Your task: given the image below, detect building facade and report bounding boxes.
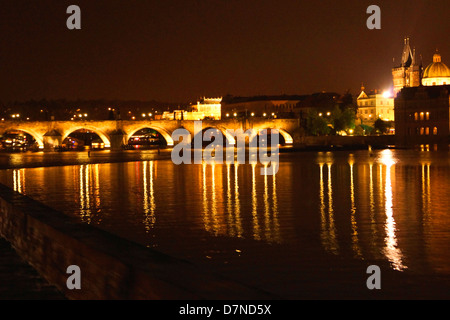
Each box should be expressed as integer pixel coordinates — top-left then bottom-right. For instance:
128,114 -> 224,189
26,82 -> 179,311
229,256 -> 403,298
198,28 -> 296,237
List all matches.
395,85 -> 450,148
356,86 -> 395,126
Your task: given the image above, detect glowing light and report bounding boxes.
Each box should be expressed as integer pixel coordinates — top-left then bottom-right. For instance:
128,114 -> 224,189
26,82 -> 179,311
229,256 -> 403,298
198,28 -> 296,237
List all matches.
382,90 -> 393,99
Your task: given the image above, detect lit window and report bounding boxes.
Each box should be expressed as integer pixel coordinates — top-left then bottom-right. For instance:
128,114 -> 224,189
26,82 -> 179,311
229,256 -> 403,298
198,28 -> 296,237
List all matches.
433,127 -> 438,135
426,112 -> 430,120
420,127 -> 425,135
425,127 -> 430,135
414,112 -> 418,121
420,112 -> 424,121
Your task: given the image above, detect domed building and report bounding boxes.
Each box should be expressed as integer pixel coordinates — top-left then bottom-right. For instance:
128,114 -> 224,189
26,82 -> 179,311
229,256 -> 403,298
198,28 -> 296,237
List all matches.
422,52 -> 450,86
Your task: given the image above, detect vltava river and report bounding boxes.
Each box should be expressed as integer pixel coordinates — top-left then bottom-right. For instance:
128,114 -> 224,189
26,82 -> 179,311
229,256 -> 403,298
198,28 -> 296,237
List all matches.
1,149 -> 449,299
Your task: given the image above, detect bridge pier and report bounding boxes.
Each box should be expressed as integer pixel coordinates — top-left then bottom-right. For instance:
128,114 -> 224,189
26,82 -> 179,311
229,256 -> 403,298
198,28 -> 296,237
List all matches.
43,131 -> 62,151
109,130 -> 127,151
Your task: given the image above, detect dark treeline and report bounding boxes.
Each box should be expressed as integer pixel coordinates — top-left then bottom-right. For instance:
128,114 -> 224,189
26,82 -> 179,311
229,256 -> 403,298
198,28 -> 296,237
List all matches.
0,99 -> 186,121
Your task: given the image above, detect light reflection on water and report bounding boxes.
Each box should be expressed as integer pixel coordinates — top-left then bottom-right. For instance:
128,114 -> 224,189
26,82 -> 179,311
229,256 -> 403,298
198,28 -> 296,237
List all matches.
1,149 -> 450,296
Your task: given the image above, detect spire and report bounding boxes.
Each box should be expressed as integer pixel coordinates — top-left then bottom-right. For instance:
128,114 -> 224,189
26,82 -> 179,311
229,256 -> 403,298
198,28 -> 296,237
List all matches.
401,36 -> 413,67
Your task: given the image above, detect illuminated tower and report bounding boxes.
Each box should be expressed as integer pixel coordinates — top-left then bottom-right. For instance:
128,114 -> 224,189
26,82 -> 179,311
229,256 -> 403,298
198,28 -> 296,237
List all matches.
392,37 -> 422,96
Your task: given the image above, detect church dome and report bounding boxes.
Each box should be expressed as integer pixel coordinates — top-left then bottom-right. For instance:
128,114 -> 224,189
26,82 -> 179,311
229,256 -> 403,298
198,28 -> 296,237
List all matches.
422,52 -> 450,86
423,53 -> 450,78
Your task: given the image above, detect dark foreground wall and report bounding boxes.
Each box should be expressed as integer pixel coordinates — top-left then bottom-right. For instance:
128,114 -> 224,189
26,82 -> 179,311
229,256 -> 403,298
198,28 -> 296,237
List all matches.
0,184 -> 274,300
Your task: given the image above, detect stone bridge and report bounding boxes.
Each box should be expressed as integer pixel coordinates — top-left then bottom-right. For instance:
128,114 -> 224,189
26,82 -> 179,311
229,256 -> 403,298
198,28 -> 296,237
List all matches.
0,118 -> 301,150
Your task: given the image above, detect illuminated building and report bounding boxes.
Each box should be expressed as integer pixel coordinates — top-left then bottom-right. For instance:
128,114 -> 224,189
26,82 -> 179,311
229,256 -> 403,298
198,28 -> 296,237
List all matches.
162,97 -> 222,120
394,85 -> 450,147
356,85 -> 395,125
194,97 -> 222,120
421,51 -> 450,86
392,37 -> 422,97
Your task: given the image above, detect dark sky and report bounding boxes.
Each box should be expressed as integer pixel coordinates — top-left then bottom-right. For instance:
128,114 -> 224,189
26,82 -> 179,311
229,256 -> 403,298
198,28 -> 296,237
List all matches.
1,0 -> 449,103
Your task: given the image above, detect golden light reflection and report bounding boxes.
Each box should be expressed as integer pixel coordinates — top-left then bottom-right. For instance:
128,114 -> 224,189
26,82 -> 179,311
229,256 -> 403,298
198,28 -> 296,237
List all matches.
143,161 -> 156,232
231,163 -> 243,238
211,163 -> 219,235
202,162 -> 220,236
262,165 -> 281,243
12,169 -> 25,193
93,164 -> 101,220
78,164 -> 101,224
379,150 -> 407,271
79,165 -> 91,223
369,163 -> 379,254
349,157 -> 362,258
421,162 -> 431,222
319,162 -> 339,255
252,163 -> 261,241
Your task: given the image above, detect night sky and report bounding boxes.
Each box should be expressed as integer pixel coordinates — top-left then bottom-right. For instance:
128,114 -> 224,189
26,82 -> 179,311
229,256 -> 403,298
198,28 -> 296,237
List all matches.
1,0 -> 449,104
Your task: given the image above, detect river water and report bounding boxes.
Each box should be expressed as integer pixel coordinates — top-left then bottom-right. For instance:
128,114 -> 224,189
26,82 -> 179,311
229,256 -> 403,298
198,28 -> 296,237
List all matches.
0,149 -> 449,299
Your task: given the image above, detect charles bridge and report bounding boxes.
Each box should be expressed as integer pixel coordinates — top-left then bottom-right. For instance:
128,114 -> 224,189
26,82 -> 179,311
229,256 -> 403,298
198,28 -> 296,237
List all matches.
0,118 -> 300,150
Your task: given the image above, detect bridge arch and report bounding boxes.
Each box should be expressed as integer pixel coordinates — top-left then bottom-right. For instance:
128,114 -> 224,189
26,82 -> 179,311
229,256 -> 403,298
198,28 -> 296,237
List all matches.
62,126 -> 111,148
215,126 -> 237,145
127,126 -> 174,146
250,128 -> 293,145
192,126 -> 237,147
277,128 -> 293,144
2,128 -> 44,149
